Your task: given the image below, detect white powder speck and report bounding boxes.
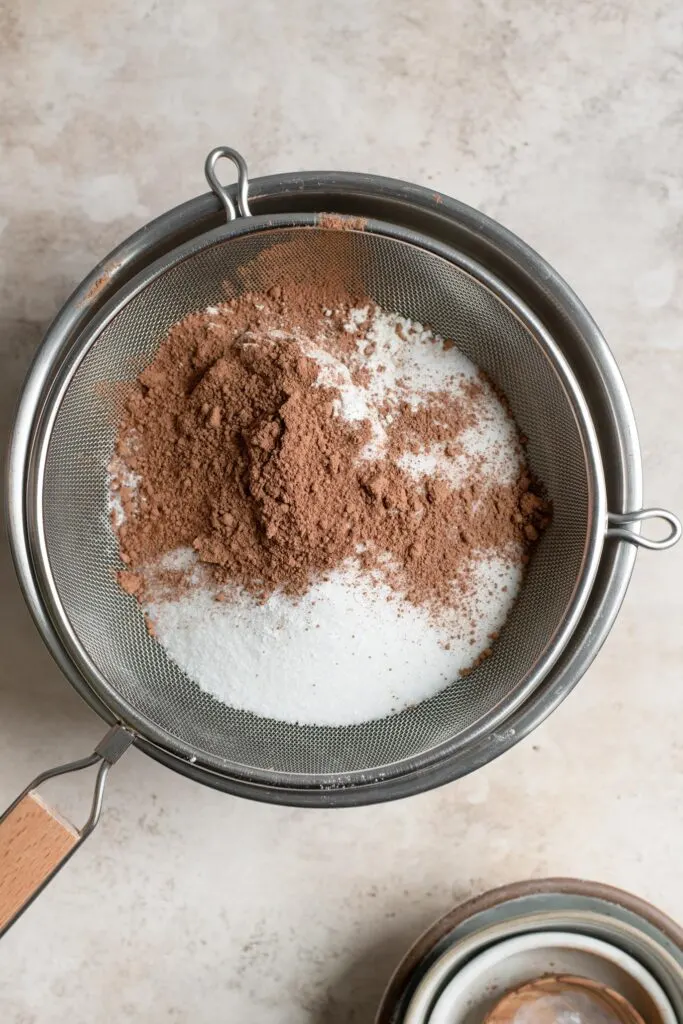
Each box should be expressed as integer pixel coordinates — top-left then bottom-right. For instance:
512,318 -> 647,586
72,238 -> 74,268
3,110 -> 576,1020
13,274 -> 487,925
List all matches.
107,457 -> 140,528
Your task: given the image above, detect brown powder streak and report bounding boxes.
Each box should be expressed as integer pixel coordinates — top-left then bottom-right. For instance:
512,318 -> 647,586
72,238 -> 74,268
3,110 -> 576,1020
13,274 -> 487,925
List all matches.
317,213 -> 368,232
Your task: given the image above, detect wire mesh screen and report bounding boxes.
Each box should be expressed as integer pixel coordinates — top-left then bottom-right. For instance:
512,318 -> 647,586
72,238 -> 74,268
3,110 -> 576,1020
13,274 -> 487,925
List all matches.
41,227 -> 595,780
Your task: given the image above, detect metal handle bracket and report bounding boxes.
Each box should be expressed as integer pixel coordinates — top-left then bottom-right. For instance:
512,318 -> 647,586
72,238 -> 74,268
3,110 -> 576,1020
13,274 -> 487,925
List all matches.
607,508 -> 681,551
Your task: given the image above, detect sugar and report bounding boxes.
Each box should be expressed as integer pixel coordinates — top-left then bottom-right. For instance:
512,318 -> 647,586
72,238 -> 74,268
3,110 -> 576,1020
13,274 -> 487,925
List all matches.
304,307 -> 518,475
145,556 -> 521,726
398,419 -> 519,490
362,310 -> 471,404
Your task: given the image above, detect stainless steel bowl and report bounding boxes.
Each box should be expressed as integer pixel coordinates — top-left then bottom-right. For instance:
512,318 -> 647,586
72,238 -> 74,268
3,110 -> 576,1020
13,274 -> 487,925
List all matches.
7,166 -> 676,803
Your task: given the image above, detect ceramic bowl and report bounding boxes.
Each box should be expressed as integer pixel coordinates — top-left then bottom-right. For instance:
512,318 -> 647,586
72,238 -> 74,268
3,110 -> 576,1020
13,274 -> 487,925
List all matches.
417,931 -> 677,1024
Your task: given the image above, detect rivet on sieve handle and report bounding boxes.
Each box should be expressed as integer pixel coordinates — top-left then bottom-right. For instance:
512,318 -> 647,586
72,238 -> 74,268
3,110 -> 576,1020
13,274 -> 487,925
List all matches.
606,508 -> 682,551
204,146 -> 252,222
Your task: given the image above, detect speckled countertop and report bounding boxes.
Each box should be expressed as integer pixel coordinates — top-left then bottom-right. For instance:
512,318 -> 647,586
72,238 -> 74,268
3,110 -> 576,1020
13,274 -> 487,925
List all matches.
1,2 -> 682,1022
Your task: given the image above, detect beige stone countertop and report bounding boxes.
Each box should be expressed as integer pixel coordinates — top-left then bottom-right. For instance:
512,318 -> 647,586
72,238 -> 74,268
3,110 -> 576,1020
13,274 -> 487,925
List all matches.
1,2 -> 682,1021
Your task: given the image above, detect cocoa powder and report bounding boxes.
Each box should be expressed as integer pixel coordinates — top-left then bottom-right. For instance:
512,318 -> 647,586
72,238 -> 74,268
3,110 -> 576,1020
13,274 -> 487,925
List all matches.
317,213 -> 368,232
112,284 -> 550,621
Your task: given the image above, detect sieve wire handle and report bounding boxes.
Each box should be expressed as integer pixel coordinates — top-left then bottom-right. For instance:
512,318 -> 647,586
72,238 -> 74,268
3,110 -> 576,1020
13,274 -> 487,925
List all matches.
0,725 -> 133,937
606,508 -> 681,551
204,146 -> 252,222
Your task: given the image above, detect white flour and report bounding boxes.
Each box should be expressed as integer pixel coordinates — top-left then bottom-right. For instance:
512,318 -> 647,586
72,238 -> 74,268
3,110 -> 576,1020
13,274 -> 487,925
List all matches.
119,307 -> 527,726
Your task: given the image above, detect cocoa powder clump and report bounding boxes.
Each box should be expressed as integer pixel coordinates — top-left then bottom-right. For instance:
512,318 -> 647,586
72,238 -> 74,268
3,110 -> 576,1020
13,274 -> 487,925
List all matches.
112,284 -> 550,622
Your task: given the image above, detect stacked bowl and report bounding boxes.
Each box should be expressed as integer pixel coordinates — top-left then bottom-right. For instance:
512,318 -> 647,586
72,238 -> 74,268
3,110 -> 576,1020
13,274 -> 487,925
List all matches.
376,880 -> 683,1024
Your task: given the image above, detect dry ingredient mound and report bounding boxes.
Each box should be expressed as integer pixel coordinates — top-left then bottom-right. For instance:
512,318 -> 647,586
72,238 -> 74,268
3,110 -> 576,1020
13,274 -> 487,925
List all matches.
111,284 -> 550,633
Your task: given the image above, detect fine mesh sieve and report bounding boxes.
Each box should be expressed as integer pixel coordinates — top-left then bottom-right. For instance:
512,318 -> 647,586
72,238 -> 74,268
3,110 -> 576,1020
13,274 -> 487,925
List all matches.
31,158 -> 607,787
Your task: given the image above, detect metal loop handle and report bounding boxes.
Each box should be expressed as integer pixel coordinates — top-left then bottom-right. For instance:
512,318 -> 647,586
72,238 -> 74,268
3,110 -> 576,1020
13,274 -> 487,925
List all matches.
204,146 -> 252,222
607,508 -> 682,551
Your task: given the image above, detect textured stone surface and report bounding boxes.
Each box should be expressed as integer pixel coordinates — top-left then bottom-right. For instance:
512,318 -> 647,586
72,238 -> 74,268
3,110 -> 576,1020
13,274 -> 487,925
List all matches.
1,1 -> 682,1021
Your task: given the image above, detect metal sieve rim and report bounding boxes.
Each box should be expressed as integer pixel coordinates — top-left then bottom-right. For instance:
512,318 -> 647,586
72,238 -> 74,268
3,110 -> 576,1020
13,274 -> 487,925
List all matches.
20,212 -> 605,793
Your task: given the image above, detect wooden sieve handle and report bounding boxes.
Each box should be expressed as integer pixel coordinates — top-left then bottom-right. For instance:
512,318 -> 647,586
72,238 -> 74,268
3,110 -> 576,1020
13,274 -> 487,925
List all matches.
0,792 -> 79,932
0,726 -> 133,937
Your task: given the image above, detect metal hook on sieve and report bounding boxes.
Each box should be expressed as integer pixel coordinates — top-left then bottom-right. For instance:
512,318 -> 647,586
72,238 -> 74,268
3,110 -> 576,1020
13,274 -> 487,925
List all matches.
0,725 -> 133,936
204,146 -> 252,222
606,508 -> 682,551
